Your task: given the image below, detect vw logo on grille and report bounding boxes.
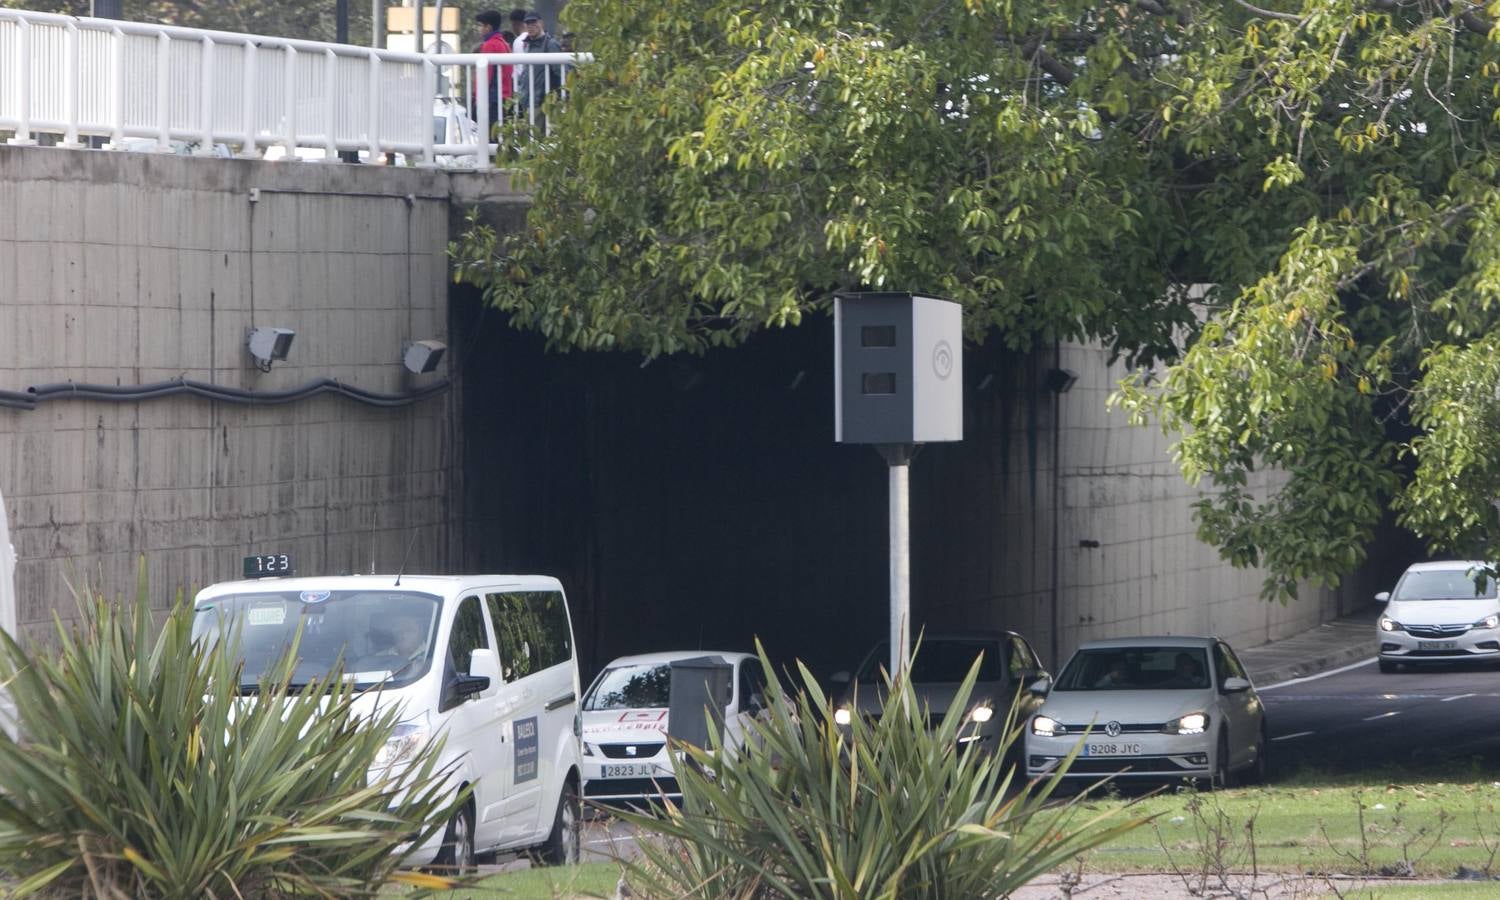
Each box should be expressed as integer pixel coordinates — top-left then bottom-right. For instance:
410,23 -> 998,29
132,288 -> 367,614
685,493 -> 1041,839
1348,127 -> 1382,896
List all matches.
1105,721 -> 1122,737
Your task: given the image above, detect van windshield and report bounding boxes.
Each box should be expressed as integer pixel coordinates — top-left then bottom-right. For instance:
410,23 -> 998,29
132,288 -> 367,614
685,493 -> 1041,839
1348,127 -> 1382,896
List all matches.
192,589 -> 442,692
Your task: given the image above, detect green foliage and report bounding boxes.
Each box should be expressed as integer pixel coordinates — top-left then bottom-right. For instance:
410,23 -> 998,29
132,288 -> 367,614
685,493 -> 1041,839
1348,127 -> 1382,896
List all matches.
615,644 -> 1146,899
454,0 -> 1201,362
0,559 -> 458,899
1114,1 -> 1500,597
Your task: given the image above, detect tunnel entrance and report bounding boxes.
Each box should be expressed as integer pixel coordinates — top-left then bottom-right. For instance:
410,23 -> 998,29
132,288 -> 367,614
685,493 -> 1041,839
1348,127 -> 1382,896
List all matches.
452,288 -> 1049,684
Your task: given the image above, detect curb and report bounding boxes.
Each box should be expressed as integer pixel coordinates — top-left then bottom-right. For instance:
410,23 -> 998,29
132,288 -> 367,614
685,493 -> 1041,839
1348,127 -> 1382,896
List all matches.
1248,642 -> 1373,688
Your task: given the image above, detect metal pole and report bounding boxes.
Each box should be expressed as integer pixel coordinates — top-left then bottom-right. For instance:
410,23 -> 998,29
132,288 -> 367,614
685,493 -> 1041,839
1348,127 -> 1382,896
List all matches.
413,0 -> 425,61
371,0 -> 383,48
889,459 -> 910,680
92,0 -> 123,18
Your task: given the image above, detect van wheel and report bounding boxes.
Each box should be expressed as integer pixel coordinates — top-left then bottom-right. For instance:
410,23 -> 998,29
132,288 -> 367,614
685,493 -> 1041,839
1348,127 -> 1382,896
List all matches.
537,779 -> 581,867
433,800 -> 476,874
1378,660 -> 1398,674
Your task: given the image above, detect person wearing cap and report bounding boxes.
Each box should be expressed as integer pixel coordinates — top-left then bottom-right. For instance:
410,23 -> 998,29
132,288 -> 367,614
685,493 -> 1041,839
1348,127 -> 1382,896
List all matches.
518,11 -> 564,125
471,10 -> 514,126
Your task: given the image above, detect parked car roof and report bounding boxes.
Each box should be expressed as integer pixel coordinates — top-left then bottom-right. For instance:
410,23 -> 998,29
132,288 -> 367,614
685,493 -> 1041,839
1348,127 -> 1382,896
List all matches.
1075,635 -> 1221,650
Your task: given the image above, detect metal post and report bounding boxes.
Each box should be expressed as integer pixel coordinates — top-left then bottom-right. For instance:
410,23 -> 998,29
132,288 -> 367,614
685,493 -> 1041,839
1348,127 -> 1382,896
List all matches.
92,0 -> 123,18
336,0 -> 349,43
889,458 -> 910,679
371,0 -> 383,48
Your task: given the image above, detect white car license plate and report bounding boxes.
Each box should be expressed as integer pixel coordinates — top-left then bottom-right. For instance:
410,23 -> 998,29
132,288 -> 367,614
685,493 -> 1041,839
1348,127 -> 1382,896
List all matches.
603,764 -> 646,778
1082,742 -> 1142,757
1419,640 -> 1458,650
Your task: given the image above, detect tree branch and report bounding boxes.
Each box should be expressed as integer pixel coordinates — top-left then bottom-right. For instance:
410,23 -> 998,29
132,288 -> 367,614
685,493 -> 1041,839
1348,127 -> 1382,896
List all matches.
1135,0 -> 1169,14
1232,0 -> 1304,23
1022,38 -> 1076,87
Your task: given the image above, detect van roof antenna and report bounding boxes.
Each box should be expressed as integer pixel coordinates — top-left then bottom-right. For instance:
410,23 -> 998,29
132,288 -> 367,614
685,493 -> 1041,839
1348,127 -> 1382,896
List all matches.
394,530 -> 420,586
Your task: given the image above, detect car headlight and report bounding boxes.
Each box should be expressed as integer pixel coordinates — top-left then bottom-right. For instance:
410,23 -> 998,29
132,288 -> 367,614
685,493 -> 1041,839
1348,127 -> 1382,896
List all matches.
374,722 -> 428,768
1031,715 -> 1066,737
967,704 -> 994,724
1161,712 -> 1208,735
1476,614 -> 1500,630
583,741 -> 598,757
833,707 -> 852,726
1379,616 -> 1403,632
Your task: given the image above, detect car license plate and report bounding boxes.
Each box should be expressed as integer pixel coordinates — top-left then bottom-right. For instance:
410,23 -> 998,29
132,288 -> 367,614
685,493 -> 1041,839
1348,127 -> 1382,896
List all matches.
1082,742 -> 1142,757
603,764 -> 645,778
1419,640 -> 1458,650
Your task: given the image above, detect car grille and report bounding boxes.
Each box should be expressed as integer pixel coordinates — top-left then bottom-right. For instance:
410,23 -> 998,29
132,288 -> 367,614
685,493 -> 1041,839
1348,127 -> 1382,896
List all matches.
1061,723 -> 1163,735
600,742 -> 664,759
1406,623 -> 1470,638
583,777 -> 680,798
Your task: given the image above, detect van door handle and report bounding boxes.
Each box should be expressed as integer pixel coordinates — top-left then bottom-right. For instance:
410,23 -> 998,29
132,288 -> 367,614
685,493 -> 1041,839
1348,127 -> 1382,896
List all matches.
545,692 -> 575,712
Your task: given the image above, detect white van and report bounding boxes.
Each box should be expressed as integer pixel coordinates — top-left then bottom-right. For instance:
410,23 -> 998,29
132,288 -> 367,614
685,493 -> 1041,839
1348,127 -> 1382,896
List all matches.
191,571 -> 583,869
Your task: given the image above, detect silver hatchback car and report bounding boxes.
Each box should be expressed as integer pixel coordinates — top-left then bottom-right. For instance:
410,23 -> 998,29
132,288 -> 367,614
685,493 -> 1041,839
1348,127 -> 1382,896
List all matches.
1376,561 -> 1500,673
1025,637 -> 1267,787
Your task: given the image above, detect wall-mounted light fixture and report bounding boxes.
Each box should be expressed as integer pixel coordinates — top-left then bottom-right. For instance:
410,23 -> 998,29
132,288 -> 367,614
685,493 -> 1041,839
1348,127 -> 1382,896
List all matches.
1044,367 -> 1079,394
402,340 -> 447,375
247,327 -> 295,372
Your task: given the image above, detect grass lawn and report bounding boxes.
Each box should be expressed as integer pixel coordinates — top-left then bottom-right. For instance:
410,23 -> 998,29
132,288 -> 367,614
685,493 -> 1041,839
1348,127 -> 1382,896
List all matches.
421,863 -> 624,899
1322,885 -> 1500,898
1061,770 -> 1500,878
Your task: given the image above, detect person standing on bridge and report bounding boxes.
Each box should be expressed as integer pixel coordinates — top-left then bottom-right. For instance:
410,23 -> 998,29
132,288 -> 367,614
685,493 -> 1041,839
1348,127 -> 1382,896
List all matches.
471,10 -> 515,127
518,12 -> 564,129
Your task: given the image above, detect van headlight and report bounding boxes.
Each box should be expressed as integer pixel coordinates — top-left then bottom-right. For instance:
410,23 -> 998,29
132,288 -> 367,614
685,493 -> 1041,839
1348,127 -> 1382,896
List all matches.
833,707 -> 852,726
1476,614 -> 1499,630
1379,616 -> 1403,632
1162,712 -> 1208,735
967,704 -> 994,724
1031,715 -> 1066,737
374,722 -> 428,768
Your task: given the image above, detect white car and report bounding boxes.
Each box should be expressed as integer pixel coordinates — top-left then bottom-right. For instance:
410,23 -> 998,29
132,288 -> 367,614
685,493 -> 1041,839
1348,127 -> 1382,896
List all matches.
1025,637 -> 1267,787
1376,560 -> 1500,672
192,570 -> 583,870
580,651 -> 764,808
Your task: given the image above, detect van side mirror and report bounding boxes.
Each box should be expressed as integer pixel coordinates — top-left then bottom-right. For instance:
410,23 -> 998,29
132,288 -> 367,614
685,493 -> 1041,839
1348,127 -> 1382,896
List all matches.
1222,677 -> 1251,693
830,671 -> 851,686
454,674 -> 490,698
1375,591 -> 1391,603
469,648 -> 501,683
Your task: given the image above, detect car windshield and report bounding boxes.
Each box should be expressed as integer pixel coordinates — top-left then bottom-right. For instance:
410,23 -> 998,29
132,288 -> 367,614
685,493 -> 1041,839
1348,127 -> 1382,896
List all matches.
856,640 -> 1004,684
1393,568 -> 1497,601
1055,647 -> 1211,691
192,589 -> 441,692
585,663 -> 672,710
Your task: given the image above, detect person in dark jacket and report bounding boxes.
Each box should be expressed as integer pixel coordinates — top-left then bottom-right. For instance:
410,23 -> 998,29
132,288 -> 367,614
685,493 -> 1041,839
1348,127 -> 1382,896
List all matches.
471,10 -> 514,124
518,11 -> 565,125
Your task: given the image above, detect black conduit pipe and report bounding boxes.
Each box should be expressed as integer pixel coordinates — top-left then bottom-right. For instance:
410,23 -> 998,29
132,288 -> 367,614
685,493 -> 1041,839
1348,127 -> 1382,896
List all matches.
0,377 -> 451,412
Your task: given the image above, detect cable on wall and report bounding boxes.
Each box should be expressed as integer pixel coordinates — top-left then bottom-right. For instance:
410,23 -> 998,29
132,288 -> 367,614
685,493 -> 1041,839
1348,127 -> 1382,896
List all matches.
0,377 -> 450,412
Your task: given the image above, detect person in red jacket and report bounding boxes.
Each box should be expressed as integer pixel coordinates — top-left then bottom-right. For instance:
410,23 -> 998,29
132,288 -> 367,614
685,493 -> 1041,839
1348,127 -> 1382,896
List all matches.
472,10 -> 514,125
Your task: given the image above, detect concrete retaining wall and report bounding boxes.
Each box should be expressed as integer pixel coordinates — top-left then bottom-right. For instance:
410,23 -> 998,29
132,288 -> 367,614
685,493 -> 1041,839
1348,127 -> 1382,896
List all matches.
0,146 -> 476,641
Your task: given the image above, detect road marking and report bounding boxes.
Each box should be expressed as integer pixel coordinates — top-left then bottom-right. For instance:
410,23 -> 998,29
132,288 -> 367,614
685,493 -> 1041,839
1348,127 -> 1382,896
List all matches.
1441,693 -> 1477,703
1258,657 -> 1375,691
1271,730 -> 1316,742
1362,711 -> 1400,721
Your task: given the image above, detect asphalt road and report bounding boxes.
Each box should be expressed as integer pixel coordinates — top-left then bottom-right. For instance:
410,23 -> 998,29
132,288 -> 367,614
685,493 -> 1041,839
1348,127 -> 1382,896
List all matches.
1262,658 -> 1500,777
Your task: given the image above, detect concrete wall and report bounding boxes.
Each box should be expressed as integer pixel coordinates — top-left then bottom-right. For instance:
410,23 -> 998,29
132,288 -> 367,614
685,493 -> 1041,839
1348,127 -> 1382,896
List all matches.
0,146 -> 482,642
915,341 -> 1349,670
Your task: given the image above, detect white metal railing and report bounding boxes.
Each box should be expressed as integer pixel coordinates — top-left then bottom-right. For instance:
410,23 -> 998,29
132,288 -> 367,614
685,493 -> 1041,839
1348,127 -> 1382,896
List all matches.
0,8 -> 587,167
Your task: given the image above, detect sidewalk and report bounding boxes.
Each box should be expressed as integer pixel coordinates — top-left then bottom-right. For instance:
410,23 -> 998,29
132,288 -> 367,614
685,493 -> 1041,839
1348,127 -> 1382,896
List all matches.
1237,604 -> 1382,687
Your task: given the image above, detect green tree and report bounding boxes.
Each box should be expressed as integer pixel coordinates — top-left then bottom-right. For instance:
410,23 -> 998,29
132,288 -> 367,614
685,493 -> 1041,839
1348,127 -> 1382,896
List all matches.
458,0 -> 1500,598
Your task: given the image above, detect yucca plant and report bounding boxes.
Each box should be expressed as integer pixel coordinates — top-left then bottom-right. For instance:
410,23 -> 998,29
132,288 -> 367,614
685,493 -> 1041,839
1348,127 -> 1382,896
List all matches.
0,560 -> 460,899
617,643 -> 1148,899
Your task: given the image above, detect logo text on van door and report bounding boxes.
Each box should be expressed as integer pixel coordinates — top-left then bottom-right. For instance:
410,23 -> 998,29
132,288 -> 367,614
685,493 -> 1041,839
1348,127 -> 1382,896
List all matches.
514,716 -> 539,783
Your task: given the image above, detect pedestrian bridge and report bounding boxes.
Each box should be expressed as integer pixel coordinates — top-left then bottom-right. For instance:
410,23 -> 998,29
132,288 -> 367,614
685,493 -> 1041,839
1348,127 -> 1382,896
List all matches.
0,7 -> 586,168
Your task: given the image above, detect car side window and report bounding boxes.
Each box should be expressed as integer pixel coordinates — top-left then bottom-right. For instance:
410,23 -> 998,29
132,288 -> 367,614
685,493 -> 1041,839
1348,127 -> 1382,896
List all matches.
447,595 -> 489,677
1006,636 -> 1030,680
1216,643 -> 1248,681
